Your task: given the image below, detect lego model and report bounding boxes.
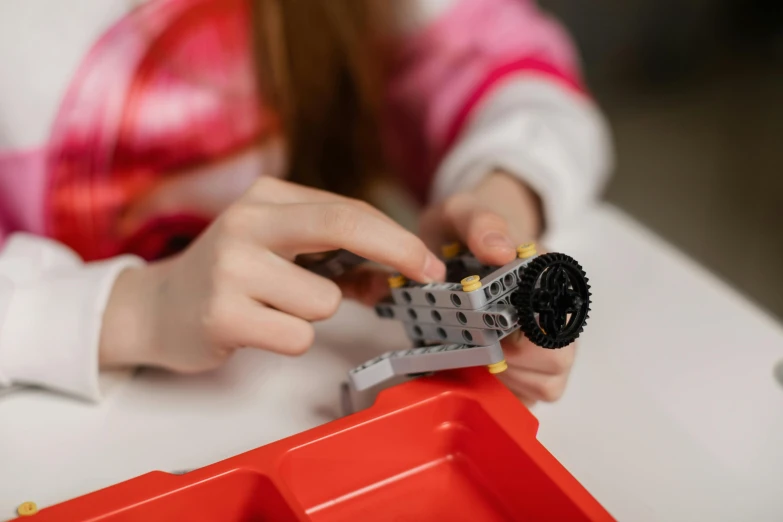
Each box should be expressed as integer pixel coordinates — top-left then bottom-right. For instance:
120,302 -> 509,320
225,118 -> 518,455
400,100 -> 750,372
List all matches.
348,242 -> 591,391
299,242 -> 591,393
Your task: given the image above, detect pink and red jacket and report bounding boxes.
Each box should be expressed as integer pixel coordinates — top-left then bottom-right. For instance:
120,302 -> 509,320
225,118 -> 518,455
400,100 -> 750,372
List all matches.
0,0 -> 612,400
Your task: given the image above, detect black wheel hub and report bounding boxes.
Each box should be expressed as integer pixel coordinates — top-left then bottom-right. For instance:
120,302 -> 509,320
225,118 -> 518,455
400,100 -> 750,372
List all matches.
511,253 -> 591,349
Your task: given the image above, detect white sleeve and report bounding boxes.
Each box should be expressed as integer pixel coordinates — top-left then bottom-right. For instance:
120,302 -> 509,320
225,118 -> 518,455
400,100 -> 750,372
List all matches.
430,76 -> 614,235
0,233 -> 143,401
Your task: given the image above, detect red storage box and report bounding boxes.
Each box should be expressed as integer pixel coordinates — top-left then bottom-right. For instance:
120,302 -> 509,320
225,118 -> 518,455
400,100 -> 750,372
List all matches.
15,368 -> 614,521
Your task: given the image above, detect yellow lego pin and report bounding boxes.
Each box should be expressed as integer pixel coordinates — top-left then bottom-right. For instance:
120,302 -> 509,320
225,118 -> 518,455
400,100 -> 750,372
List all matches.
460,275 -> 482,292
17,501 -> 38,516
516,243 -> 537,259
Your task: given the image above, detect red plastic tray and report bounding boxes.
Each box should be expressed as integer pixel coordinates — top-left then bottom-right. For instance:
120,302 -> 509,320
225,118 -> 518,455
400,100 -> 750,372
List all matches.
16,368 -> 614,521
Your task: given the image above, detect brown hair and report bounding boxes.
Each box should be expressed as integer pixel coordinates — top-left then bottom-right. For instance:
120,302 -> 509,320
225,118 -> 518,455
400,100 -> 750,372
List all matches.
250,0 -> 387,199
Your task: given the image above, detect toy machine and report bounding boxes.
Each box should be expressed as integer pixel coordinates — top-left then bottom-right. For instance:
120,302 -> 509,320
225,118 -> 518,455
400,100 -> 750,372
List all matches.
342,242 -> 591,400
12,243 -> 611,521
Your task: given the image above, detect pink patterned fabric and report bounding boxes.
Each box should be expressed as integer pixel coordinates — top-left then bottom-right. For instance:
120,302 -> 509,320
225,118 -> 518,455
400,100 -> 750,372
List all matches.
0,0 -> 586,257
383,0 -> 586,202
45,0 -> 270,261
0,147 -> 48,245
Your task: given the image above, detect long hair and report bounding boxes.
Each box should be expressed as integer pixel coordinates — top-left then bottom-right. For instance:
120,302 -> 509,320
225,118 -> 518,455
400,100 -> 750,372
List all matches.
250,0 -> 386,199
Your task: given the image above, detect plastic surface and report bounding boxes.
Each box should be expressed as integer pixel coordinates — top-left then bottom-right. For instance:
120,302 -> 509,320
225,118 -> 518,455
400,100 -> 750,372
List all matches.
14,368 -> 614,521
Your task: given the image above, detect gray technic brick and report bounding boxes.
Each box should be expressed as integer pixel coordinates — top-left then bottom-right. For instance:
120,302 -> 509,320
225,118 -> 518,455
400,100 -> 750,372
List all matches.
390,282 -> 489,310
388,254 -> 537,311
347,343 -> 505,391
375,299 -> 519,329
403,321 -> 502,346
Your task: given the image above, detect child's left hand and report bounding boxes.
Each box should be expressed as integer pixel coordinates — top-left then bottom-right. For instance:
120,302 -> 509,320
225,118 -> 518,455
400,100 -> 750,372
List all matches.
419,171 -> 575,406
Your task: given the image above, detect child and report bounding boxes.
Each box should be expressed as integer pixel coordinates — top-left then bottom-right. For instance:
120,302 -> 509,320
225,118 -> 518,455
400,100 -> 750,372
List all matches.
0,0 -> 611,405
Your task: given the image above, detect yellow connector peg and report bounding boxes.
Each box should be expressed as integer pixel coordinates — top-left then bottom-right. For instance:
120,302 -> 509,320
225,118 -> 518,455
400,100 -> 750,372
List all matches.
488,360 -> 508,374
388,274 -> 406,289
517,243 -> 537,259
17,501 -> 38,516
441,242 -> 461,259
460,275 -> 482,292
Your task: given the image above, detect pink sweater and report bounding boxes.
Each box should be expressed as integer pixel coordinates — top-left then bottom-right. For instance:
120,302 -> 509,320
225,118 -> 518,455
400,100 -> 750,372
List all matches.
0,0 -> 611,399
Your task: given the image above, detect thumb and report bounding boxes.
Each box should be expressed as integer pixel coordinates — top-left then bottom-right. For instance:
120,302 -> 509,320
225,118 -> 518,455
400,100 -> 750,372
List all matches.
444,195 -> 516,266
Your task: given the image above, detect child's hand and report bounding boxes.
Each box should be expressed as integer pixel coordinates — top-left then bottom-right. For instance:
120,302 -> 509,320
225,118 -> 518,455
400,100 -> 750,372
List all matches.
419,171 -> 574,406
100,178 -> 446,373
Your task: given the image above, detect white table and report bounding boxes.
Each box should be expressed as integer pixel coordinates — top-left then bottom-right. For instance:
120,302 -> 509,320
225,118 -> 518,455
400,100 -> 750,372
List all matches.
1,203 -> 782,522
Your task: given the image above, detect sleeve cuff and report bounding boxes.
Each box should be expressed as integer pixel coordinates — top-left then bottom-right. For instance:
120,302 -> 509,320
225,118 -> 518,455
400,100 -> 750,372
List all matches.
0,234 -> 144,402
431,75 -> 614,237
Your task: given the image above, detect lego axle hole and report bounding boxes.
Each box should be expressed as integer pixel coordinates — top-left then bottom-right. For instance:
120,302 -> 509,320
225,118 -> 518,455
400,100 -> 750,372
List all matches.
437,327 -> 447,339
425,292 -> 436,305
457,312 -> 468,325
483,314 -> 496,327
498,315 -> 509,328
408,309 -> 418,320
432,310 -> 442,322
413,325 -> 423,337
462,330 -> 473,342
375,305 -> 394,318
402,291 -> 412,303
451,294 -> 462,307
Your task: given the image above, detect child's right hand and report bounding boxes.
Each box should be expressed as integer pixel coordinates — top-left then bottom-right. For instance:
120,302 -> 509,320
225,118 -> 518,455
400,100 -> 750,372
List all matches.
99,177 -> 446,373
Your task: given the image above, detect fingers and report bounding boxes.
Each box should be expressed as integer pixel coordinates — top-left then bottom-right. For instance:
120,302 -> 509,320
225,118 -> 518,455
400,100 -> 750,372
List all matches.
501,331 -> 576,376
497,331 -> 576,404
249,249 -> 344,321
210,237 -> 343,322
203,295 -> 315,356
251,203 -> 446,283
245,177 -> 397,225
498,366 -> 570,403
428,194 -> 518,266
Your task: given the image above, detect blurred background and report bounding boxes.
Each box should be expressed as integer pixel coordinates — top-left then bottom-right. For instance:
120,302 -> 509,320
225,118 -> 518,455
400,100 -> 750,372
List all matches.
540,0 -> 783,319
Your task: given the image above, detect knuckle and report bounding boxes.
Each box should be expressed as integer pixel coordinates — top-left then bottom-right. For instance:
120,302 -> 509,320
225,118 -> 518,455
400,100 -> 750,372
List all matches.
249,175 -> 280,195
285,322 -> 315,355
442,192 -> 472,216
536,377 -> 566,402
472,210 -> 507,235
201,297 -> 234,345
220,204 -> 255,237
309,281 -> 342,320
211,244 -> 245,288
322,203 -> 360,237
352,199 -> 378,216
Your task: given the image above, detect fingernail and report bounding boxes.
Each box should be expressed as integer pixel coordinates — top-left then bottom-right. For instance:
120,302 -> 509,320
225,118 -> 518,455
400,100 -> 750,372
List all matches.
423,253 -> 446,282
483,232 -> 514,251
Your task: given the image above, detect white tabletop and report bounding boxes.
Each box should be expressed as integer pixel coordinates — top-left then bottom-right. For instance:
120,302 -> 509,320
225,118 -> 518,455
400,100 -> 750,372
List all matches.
1,203 -> 782,521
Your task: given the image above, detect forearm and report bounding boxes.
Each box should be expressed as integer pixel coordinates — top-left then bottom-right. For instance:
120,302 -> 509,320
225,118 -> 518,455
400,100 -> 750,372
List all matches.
384,0 -> 613,228
98,262 -> 159,369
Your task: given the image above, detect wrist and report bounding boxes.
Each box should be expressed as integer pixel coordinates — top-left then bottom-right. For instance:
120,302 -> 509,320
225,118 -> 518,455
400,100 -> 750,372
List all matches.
99,264 -> 160,369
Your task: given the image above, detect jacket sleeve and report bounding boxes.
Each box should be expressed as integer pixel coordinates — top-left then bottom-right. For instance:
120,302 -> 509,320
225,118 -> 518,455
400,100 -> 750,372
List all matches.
383,0 -> 613,233
0,233 -> 143,401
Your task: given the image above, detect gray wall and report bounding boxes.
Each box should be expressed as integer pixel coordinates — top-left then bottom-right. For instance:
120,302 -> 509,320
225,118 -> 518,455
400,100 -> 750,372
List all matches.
543,0 -> 783,319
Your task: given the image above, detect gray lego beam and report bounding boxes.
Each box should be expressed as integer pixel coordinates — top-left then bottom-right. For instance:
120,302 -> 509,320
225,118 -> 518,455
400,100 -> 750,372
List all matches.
375,300 -> 520,329
388,255 -> 537,311
402,321 -> 511,347
347,343 -> 505,391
